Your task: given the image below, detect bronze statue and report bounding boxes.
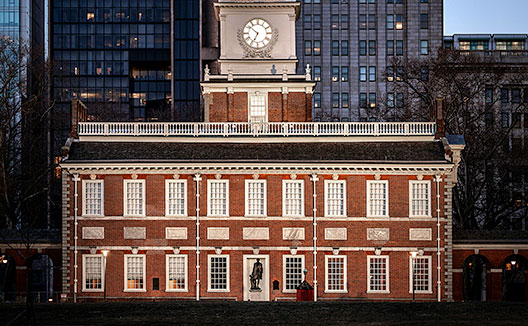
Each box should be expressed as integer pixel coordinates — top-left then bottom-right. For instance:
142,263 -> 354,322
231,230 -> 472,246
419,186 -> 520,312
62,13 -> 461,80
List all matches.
249,258 -> 263,291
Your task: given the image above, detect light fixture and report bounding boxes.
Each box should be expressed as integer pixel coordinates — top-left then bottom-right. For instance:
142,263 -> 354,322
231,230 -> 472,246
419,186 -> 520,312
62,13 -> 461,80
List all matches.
101,250 -> 109,257
511,260 -> 517,266
410,251 -> 418,258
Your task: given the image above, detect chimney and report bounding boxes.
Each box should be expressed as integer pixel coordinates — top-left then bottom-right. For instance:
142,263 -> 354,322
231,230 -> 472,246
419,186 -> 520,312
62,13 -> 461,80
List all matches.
434,98 -> 445,139
70,99 -> 87,138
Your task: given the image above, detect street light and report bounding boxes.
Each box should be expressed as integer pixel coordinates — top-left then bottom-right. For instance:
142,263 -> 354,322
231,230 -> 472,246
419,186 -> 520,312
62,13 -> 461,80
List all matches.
410,251 -> 418,302
101,250 -> 109,302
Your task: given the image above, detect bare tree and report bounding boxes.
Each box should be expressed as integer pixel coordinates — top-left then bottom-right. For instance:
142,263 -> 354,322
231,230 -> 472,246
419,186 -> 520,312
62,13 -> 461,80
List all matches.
387,48 -> 528,230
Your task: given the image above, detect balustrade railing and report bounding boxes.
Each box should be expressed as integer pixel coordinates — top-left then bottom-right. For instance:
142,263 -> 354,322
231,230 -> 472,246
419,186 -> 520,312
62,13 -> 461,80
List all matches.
78,121 -> 436,137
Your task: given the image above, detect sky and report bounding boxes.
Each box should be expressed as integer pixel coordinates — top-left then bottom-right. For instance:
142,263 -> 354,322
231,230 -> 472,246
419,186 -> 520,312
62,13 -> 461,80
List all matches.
444,0 -> 528,35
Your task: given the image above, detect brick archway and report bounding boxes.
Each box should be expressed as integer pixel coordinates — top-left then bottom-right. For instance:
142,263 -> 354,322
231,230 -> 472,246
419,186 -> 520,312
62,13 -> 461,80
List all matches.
463,254 -> 491,301
502,254 -> 527,302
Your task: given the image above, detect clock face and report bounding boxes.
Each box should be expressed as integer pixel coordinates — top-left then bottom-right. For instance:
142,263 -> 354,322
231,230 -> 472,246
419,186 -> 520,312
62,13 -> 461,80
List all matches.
243,19 -> 272,49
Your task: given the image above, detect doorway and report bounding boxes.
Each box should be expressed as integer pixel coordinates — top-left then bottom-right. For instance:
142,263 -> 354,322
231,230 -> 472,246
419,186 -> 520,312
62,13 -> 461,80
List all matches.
243,255 -> 269,301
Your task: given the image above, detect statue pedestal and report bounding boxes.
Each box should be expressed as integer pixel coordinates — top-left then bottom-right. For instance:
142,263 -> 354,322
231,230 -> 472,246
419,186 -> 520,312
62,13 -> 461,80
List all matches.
249,290 -> 263,301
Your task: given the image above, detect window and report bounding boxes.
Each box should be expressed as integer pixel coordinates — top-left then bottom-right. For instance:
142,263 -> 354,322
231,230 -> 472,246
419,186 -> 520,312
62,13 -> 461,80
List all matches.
305,41 -> 312,55
304,15 -> 312,29
331,15 -> 339,29
359,15 -> 366,29
208,255 -> 229,292
485,88 -> 494,104
326,256 -> 346,292
166,255 -> 187,291
501,88 -> 509,104
341,15 -> 348,29
249,94 -> 266,122
360,67 -> 367,82
420,0 -> 429,3
396,40 -> 403,55
313,41 -> 321,55
208,180 -> 229,216
125,255 -> 146,291
512,89 -> 521,104
246,180 -> 266,216
369,93 -> 377,108
314,66 -> 321,81
166,180 -> 187,216
342,93 -> 349,108
409,181 -> 431,217
369,66 -> 376,82
496,41 -> 525,51
410,256 -> 432,293
360,93 -> 367,108
83,255 -> 103,291
396,66 -> 404,81
420,40 -> 429,55
395,15 -> 403,29
368,256 -> 389,293
341,67 -> 349,82
325,180 -> 346,217
332,93 -> 340,108
283,180 -> 304,216
368,14 -> 376,29
386,15 -> 394,29
501,112 -> 510,128
314,93 -> 321,108
332,66 -> 339,82
396,93 -> 404,108
387,93 -> 395,108
420,67 -> 429,81
387,66 -> 394,81
124,180 -> 145,216
341,41 -> 349,56
332,41 -> 339,56
524,89 -> 528,104
359,41 -> 367,55
420,14 -> 428,29
83,180 -> 103,216
313,15 -> 321,29
387,40 -> 394,56
367,180 -> 388,217
284,255 -> 304,292
368,41 -> 376,55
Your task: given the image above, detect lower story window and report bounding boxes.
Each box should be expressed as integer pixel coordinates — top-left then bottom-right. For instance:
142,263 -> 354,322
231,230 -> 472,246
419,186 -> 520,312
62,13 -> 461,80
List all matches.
368,255 -> 389,293
166,255 -> 187,291
125,254 -> 146,291
208,255 -> 229,291
326,256 -> 346,292
83,255 -> 103,291
410,256 -> 432,293
284,255 -> 304,292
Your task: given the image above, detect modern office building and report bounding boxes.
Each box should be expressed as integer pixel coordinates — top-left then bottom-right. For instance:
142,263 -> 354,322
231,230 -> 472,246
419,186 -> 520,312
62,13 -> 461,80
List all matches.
295,0 -> 443,121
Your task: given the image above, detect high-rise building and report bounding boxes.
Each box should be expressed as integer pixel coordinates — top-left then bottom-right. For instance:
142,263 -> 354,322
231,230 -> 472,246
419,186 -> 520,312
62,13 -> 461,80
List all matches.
295,0 -> 443,121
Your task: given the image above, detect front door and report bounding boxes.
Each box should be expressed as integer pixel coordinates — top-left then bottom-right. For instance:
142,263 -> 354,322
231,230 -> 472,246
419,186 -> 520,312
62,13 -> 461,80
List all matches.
243,255 -> 269,301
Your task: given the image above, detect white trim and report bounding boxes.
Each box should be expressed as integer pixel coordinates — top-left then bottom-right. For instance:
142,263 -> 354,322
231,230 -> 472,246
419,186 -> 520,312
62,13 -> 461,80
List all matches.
82,254 -> 104,292
124,254 -> 146,292
165,179 -> 188,217
366,180 -> 389,217
245,179 -> 267,217
243,254 -> 270,301
367,255 -> 390,294
207,179 -> 229,217
207,254 -> 230,292
82,179 -> 104,217
325,255 -> 347,293
409,180 -> 432,218
324,180 -> 347,217
283,254 -> 305,293
123,179 -> 146,217
282,180 -> 305,217
165,254 -> 188,292
78,246 -> 443,252
409,255 -> 433,294
247,92 -> 268,123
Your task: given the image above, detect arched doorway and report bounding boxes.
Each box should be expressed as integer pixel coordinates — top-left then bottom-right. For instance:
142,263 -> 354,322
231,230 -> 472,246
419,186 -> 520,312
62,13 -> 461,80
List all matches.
0,254 -> 16,302
28,254 -> 54,303
502,254 -> 527,301
463,254 -> 490,301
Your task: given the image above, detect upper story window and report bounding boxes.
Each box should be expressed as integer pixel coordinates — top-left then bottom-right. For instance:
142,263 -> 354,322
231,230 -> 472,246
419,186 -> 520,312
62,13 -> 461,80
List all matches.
420,40 -> 429,55
420,14 -> 428,29
359,40 -> 367,55
342,93 -> 349,108
369,41 -> 376,55
325,180 -> 346,217
313,40 -> 321,55
283,180 -> 304,217
166,254 -> 188,292
341,67 -> 349,82
341,41 -> 349,56
496,41 -> 525,51
460,41 -> 489,51
166,179 -> 187,216
332,93 -> 339,108
249,94 -> 266,122
313,14 -> 321,29
304,41 -> 312,55
124,254 -> 146,292
332,66 -> 339,82
368,256 -> 389,293
124,180 -> 145,216
386,15 -> 394,29
409,181 -> 431,217
331,15 -> 339,29
83,180 -> 103,216
396,40 -> 404,55
387,40 -> 394,56
359,15 -> 366,29
207,180 -> 229,216
367,180 -> 388,217
332,41 -> 339,56
245,180 -> 266,217
368,14 -> 376,29
314,66 -> 321,81
395,15 -> 403,30
82,255 -> 103,292
304,15 -> 312,29
341,15 -> 348,29
314,93 -> 321,108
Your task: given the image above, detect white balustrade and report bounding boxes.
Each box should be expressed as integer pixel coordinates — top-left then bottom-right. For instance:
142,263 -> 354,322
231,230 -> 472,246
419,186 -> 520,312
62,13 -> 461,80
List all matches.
77,121 -> 436,137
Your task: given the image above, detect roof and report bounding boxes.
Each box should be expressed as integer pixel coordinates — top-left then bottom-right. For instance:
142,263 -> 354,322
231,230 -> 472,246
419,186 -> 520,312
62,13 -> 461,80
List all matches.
454,229 -> 528,244
63,140 -> 449,164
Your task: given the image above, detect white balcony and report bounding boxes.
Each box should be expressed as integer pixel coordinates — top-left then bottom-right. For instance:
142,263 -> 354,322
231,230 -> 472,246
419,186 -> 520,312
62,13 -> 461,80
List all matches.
77,121 -> 436,137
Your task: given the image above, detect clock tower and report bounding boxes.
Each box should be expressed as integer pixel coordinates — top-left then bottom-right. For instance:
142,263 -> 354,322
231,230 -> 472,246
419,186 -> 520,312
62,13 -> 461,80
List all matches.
201,0 -> 315,123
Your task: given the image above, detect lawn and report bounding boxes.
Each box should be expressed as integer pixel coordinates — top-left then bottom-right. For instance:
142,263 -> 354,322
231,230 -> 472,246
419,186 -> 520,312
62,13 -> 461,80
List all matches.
2,301 -> 528,325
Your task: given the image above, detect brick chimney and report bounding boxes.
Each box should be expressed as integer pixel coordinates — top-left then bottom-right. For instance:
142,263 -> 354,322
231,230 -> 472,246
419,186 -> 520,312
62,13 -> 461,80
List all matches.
70,99 -> 87,138
434,98 -> 445,139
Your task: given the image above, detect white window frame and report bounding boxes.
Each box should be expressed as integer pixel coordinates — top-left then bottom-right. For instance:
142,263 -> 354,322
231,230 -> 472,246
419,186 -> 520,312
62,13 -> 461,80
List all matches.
248,92 -> 268,123
207,179 -> 229,217
207,254 -> 230,292
82,254 -> 104,292
245,179 -> 267,217
124,254 -> 146,292
325,255 -> 347,293
165,179 -> 188,217
82,179 -> 104,217
409,180 -> 431,217
409,255 -> 433,294
283,255 -> 305,293
123,179 -> 146,217
367,255 -> 390,294
366,180 -> 389,217
282,180 -> 305,217
165,254 -> 188,292
324,180 -> 347,217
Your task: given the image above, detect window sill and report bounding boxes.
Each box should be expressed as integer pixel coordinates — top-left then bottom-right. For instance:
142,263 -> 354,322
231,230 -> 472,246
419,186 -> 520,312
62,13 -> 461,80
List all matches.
366,290 -> 390,294
282,290 -> 297,294
123,289 -> 147,293
82,289 -> 103,293
165,214 -> 188,218
324,290 -> 348,294
81,214 -> 104,218
166,289 -> 189,293
207,289 -> 230,293
409,290 -> 433,294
